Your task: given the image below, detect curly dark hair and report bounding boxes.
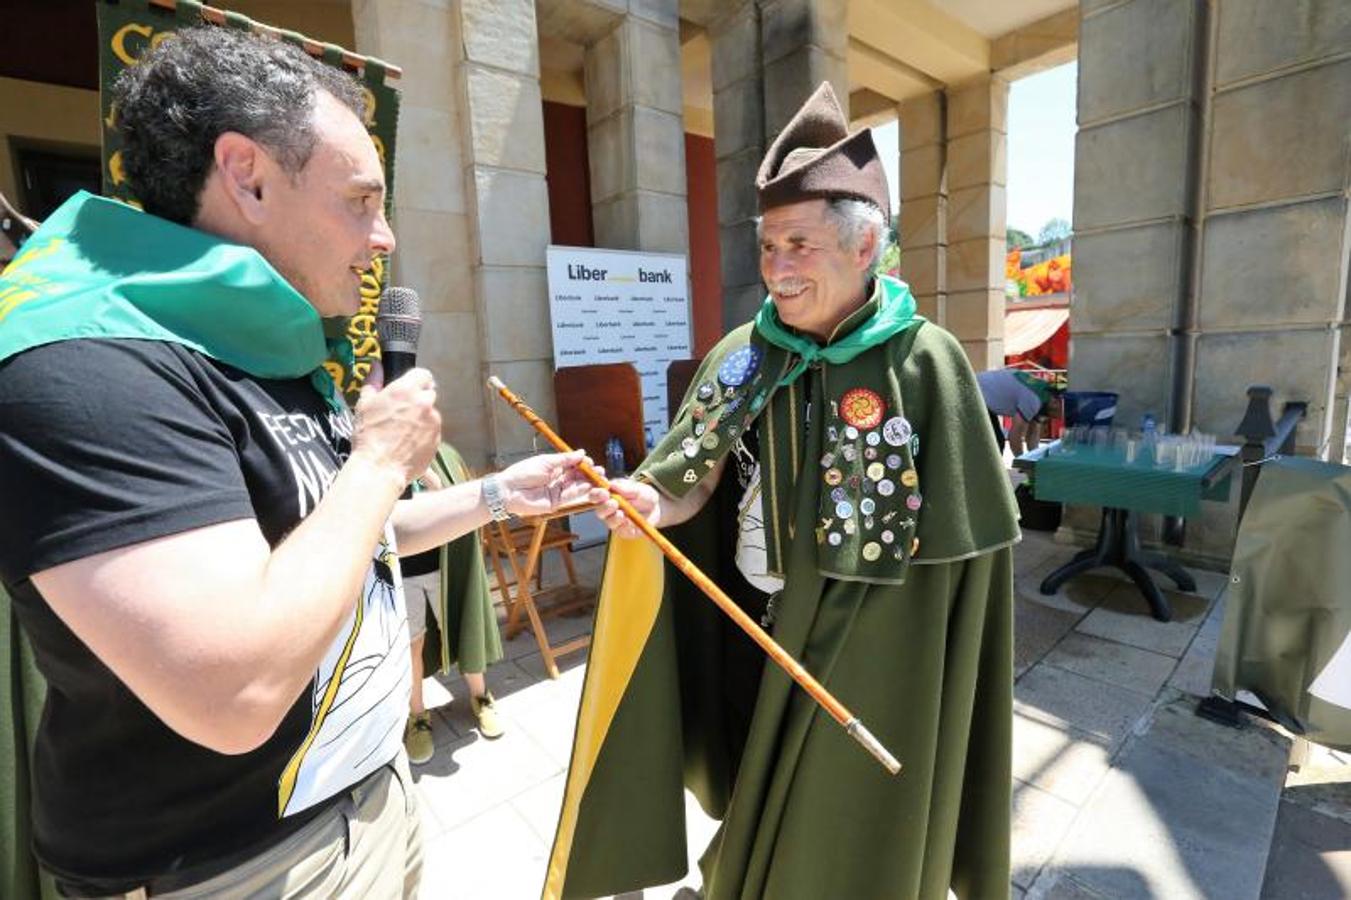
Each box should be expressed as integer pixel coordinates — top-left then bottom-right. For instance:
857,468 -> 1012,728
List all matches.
113,26 -> 365,224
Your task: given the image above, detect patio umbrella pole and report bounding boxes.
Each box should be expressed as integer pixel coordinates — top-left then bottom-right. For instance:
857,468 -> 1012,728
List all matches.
487,375 -> 901,776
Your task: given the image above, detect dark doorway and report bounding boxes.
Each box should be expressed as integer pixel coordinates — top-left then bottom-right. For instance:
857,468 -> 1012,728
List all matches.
16,148 -> 101,220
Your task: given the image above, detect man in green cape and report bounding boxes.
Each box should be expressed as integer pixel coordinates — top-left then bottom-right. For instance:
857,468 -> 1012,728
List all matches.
546,82 -> 1020,900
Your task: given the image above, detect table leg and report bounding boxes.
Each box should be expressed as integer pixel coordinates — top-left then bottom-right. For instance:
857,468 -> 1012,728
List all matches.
1143,554 -> 1197,592
1122,559 -> 1172,621
1040,550 -> 1103,594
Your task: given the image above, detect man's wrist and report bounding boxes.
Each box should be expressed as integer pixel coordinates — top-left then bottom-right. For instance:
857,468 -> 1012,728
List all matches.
481,474 -> 510,521
344,451 -> 408,500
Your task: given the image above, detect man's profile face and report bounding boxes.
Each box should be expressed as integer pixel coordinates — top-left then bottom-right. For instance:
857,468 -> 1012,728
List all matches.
252,91 -> 395,318
759,198 -> 874,341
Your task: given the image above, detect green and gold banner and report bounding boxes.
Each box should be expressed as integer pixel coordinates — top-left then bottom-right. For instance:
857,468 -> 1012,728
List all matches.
96,0 -> 400,398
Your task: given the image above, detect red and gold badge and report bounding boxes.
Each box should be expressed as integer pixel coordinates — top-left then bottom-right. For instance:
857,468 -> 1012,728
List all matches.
839,387 -> 885,429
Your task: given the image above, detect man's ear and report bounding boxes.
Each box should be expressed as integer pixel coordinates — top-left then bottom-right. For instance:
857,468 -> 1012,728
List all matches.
857,225 -> 879,271
212,132 -> 267,225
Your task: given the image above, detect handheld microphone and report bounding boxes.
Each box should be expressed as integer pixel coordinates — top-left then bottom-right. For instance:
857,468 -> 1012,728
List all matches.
375,286 -> 422,383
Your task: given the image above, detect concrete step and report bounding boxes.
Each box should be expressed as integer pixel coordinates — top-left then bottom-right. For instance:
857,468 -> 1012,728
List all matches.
1026,693 -> 1293,900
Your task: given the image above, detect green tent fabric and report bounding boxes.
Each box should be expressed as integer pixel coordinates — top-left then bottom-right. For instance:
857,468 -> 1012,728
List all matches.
546,316 -> 1019,900
419,444 -> 503,677
2,584 -> 59,900
1212,456 -> 1351,750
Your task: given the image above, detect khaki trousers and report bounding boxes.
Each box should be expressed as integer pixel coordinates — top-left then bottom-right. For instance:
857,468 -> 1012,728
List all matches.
104,753 -> 422,899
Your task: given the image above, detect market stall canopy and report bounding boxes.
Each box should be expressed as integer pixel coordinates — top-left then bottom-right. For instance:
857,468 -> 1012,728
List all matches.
1004,303 -> 1069,356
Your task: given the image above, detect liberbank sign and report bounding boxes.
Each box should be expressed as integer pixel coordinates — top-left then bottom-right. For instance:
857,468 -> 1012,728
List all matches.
545,245 -> 691,445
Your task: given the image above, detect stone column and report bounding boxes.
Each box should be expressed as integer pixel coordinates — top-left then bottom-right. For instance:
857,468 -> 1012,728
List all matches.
584,3 -> 689,254
897,91 -> 947,327
943,75 -> 1008,371
708,0 -> 848,330
352,0 -> 489,466
454,0 -> 556,466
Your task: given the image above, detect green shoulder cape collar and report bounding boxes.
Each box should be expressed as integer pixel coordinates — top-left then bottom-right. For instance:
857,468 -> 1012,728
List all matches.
0,191 -> 343,407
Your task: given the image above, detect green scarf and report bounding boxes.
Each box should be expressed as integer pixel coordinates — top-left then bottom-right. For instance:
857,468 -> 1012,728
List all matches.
0,191 -> 345,409
753,275 -> 918,386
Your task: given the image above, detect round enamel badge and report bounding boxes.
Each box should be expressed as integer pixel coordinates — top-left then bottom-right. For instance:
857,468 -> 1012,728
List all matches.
883,416 -> 912,447
840,388 -> 885,430
718,345 -> 762,387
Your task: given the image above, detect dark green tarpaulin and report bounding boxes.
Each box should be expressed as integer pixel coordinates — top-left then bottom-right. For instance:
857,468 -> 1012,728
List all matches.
1212,456 -> 1351,750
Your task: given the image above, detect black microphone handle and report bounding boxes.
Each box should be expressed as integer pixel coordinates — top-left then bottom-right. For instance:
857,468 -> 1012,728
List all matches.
382,349 -> 418,384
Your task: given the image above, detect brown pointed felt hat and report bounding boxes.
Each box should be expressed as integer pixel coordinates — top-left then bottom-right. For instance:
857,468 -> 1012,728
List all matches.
756,81 -> 890,219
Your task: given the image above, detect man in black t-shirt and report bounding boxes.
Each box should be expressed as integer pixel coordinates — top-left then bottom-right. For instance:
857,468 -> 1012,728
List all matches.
0,28 -> 599,898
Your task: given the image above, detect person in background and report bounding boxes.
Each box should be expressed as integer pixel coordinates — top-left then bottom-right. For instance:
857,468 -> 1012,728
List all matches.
977,367 -> 1065,456
403,443 -> 506,765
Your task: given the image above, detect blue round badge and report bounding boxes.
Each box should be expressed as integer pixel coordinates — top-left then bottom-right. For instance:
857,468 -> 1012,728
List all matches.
718,345 -> 762,387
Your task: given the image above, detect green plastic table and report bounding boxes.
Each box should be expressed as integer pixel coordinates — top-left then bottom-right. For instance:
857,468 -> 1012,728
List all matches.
1014,442 -> 1238,621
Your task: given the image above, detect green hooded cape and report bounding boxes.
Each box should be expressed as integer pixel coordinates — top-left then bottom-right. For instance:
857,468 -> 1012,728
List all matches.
546,282 -> 1020,900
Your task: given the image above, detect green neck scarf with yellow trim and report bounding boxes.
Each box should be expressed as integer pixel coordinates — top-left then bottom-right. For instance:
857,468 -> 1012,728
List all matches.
0,191 -> 346,410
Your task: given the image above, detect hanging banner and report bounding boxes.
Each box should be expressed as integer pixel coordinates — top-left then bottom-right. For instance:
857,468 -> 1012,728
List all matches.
96,0 -> 400,399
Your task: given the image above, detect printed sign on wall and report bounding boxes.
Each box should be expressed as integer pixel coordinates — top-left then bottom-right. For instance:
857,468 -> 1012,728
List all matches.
546,245 -> 692,446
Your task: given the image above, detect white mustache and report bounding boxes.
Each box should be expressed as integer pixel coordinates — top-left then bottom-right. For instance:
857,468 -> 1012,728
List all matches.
770,279 -> 808,295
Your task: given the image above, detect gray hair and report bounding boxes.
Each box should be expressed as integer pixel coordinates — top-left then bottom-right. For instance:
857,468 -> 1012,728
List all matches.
755,197 -> 889,269
113,26 -> 366,225
824,198 -> 887,269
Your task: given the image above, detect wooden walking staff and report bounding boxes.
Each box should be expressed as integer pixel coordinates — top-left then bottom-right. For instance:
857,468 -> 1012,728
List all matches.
487,375 -> 902,775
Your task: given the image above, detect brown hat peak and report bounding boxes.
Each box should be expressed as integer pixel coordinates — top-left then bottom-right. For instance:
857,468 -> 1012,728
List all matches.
756,82 -> 890,219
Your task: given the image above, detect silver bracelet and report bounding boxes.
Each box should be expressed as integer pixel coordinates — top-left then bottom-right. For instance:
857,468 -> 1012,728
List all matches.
481,474 -> 510,521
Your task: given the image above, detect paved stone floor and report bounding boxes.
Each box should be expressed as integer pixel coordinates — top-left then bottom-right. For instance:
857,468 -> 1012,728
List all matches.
408,526 -> 1348,899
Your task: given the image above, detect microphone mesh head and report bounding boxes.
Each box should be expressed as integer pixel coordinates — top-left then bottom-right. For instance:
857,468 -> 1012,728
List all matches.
377,286 -> 422,355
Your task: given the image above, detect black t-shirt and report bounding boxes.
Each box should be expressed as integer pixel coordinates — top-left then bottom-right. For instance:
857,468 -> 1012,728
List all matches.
0,339 -> 410,893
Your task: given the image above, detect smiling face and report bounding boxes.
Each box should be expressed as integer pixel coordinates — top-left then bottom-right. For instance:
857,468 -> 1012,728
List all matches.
246,91 -> 395,317
759,198 -> 876,341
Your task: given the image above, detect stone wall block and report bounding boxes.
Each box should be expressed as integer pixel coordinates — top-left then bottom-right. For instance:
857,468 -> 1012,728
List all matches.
418,310 -> 489,464
946,185 -> 1005,242
713,75 -> 765,160
471,168 -> 552,267
1215,0 -> 1351,87
485,358 -> 557,463
628,0 -> 680,30
913,293 -> 943,323
945,289 -> 1004,341
1074,104 -> 1191,230
478,266 -> 555,361
1192,329 -> 1336,442
591,194 -> 636,249
959,339 -> 1005,372
1068,332 -> 1170,430
710,3 -> 760,92
389,209 -> 474,313
633,107 -> 688,195
1200,197 -> 1350,331
627,20 -> 684,115
724,283 -> 764,330
762,45 -> 848,136
947,76 -> 1009,138
635,190 -> 692,253
586,110 -> 632,203
584,26 -> 625,124
1078,0 -> 1198,126
899,244 -> 946,297
1208,58 -> 1351,211
898,91 -> 943,150
716,146 -> 762,225
461,0 -> 539,76
720,220 -> 763,289
759,0 -> 848,67
946,236 -> 1003,293
1070,222 -> 1182,333
900,143 -> 946,202
946,130 -> 1006,191
393,106 -> 466,214
464,65 -> 547,174
899,193 -> 946,250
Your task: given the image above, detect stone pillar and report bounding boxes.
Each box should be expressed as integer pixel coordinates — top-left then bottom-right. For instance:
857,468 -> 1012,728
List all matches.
352,0 -> 489,466
943,76 -> 1008,371
584,4 -> 689,254
1195,0 -> 1351,459
897,91 -> 947,328
454,0 -> 555,466
1071,0 -> 1205,436
709,0 -> 848,330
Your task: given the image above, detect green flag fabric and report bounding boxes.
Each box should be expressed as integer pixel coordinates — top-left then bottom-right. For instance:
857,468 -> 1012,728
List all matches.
1212,456 -> 1351,749
547,308 -> 1020,899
